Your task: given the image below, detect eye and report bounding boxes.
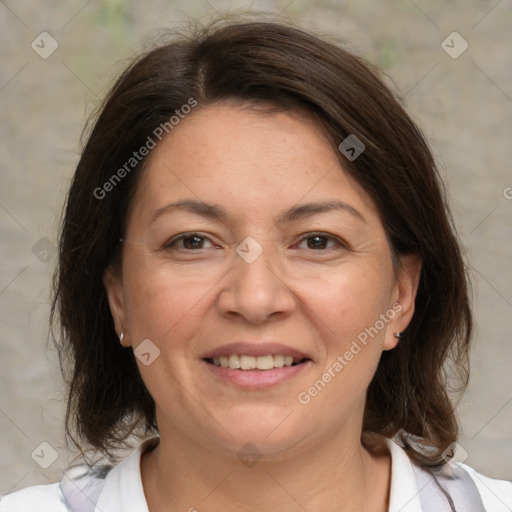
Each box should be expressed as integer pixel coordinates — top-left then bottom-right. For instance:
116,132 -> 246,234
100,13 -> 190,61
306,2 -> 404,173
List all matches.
164,232 -> 216,251
295,232 -> 346,250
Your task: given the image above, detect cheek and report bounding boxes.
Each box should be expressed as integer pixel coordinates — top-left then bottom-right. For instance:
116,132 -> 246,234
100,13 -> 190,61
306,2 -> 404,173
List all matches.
294,262 -> 393,408
122,254 -> 218,346
121,261 -> 216,407
301,262 -> 392,345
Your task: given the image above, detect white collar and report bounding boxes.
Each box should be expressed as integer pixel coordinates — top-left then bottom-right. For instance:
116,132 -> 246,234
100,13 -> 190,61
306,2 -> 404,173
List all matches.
94,438 -> 157,512
383,437 -> 423,512
93,436 -> 423,512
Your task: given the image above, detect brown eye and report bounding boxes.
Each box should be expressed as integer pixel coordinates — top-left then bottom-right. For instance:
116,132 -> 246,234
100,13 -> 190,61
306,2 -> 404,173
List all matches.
296,232 -> 345,250
165,233 -> 214,250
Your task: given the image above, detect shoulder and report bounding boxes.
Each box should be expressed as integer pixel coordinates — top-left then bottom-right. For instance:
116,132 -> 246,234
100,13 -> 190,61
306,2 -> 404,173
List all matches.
0,483 -> 68,512
380,435 -> 512,511
0,464 -> 111,512
462,463 -> 512,511
0,437 -> 157,512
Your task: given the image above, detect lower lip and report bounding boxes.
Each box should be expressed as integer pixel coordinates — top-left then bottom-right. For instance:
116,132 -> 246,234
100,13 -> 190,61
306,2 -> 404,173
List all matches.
202,359 -> 312,389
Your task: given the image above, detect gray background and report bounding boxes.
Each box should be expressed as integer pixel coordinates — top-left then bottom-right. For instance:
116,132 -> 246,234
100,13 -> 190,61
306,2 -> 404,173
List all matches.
0,0 -> 511,494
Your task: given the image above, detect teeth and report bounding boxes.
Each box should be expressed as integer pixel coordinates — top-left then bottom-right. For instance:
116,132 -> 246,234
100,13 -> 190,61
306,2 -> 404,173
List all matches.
255,355 -> 273,370
273,355 -> 285,367
240,355 -> 256,369
228,354 -> 240,369
209,354 -> 304,370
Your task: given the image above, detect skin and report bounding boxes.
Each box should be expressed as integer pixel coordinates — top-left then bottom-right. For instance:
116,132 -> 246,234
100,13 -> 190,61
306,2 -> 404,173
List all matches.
104,102 -> 421,512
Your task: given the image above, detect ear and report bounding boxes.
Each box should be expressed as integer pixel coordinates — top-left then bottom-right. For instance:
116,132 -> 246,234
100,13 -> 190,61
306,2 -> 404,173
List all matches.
103,266 -> 130,347
383,254 -> 422,351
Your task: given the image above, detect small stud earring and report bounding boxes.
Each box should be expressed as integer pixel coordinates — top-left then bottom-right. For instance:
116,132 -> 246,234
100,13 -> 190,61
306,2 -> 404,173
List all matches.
119,330 -> 125,343
393,332 -> 401,339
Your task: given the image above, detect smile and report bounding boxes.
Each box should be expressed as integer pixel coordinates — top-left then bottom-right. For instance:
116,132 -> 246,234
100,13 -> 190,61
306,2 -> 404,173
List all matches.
206,354 -> 306,370
203,357 -> 312,389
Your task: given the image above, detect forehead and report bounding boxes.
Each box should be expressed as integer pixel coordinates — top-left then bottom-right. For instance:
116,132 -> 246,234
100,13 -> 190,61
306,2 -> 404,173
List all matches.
129,103 -> 376,224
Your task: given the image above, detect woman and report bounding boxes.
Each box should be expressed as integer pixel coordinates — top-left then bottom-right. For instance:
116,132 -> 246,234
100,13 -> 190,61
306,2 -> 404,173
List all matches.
1,19 -> 511,512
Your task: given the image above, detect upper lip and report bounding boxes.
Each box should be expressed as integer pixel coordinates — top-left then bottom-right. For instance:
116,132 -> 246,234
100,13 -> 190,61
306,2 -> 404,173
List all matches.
201,342 -> 311,361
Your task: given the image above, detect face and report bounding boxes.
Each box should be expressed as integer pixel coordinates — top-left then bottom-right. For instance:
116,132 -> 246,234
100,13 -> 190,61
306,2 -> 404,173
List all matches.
104,102 -> 420,459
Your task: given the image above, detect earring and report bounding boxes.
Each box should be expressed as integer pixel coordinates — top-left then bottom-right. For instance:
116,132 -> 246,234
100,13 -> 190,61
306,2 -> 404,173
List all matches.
119,330 -> 125,343
393,332 -> 401,339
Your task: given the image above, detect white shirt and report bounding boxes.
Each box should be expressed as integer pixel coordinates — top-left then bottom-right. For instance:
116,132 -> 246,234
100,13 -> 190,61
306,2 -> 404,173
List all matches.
1,436 -> 511,511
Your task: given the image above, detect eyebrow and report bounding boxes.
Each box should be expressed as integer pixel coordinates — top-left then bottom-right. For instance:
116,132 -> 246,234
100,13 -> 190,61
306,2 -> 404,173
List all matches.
150,198 -> 365,225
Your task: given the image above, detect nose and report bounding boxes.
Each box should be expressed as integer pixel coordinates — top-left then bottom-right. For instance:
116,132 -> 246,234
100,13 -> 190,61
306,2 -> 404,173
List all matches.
216,243 -> 297,324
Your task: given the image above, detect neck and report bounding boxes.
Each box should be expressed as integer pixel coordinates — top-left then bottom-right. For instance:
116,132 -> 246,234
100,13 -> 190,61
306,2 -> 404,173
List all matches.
141,427 -> 391,512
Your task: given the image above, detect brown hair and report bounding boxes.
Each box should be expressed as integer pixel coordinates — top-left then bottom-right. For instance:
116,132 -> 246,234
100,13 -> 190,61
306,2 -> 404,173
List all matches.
51,18 -> 472,466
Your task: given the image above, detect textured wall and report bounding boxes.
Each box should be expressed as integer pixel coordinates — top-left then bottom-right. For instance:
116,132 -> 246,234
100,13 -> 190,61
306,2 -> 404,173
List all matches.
0,0 -> 511,493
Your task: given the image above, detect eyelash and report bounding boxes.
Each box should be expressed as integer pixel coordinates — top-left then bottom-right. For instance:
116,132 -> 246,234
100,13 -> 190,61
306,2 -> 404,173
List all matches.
164,231 -> 347,251
296,231 -> 347,250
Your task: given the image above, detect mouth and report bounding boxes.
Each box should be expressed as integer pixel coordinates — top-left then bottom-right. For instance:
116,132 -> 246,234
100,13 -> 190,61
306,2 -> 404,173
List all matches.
204,354 -> 310,370
201,342 -> 313,388
202,354 -> 312,389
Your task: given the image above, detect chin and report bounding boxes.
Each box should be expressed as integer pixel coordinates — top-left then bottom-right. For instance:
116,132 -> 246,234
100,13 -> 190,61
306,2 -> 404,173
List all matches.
200,411 -> 309,460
